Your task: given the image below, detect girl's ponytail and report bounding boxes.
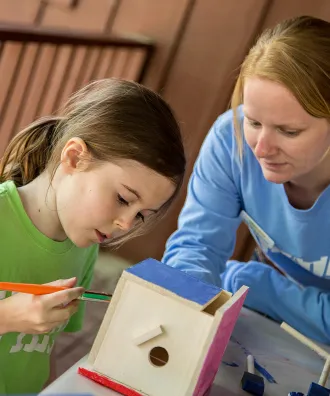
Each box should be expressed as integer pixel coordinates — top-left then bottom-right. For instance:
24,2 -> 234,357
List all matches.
0,117 -> 63,187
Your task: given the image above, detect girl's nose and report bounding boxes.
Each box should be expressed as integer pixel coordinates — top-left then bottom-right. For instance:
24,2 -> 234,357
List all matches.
115,215 -> 135,232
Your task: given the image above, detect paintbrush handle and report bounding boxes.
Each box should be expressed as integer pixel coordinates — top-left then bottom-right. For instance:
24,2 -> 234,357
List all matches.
319,358 -> 330,386
281,322 -> 330,360
0,282 -> 67,295
247,355 -> 255,375
0,282 -> 112,300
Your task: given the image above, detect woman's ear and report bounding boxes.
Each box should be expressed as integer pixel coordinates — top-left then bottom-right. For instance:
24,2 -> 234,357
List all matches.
60,137 -> 91,174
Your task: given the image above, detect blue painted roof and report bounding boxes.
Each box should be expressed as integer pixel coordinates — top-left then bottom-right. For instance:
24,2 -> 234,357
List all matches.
125,258 -> 222,307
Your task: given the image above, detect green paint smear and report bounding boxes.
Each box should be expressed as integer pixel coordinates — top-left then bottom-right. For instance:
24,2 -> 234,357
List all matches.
83,292 -> 111,301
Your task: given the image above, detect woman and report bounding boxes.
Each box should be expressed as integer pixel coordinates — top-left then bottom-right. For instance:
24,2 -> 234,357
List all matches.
163,15 -> 330,343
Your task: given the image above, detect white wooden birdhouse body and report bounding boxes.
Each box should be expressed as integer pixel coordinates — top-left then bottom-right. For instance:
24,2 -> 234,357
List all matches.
82,258 -> 248,396
93,278 -> 214,396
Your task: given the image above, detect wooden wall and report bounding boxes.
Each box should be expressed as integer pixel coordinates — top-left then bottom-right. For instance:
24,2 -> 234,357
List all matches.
1,0 -> 330,264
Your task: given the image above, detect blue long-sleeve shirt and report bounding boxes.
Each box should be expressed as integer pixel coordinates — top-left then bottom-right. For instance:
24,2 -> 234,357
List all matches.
162,107 -> 330,344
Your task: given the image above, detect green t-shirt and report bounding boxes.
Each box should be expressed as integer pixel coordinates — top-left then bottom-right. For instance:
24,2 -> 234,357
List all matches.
0,181 -> 99,394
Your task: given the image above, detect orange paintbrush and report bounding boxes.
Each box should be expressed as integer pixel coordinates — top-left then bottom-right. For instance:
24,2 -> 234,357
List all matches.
0,282 -> 112,303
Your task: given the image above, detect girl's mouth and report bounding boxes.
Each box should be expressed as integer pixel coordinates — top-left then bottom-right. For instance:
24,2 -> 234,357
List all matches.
95,230 -> 108,243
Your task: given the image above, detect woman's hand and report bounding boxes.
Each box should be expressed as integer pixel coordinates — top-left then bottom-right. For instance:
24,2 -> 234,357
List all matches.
0,277 -> 84,334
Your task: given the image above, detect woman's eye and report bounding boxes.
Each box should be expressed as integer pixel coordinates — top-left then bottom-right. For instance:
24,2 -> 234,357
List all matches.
117,194 -> 129,206
282,130 -> 300,137
248,120 -> 261,128
136,212 -> 145,222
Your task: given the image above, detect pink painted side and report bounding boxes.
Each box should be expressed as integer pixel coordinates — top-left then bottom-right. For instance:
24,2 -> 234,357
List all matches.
192,289 -> 248,396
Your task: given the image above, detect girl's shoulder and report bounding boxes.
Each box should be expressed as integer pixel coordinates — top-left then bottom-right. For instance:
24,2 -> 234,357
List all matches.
0,180 -> 16,198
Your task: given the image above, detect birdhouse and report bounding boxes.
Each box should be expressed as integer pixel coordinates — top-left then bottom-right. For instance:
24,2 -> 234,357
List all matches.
79,258 -> 249,396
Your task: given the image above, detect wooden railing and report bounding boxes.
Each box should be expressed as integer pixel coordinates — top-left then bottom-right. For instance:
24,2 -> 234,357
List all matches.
0,23 -> 155,154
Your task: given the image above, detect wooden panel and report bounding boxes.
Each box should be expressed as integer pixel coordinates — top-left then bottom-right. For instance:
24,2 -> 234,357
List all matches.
9,43 -> 43,136
0,43 -> 40,153
0,0 -> 40,24
17,44 -> 58,130
260,0 -> 330,28
115,0 -> 269,264
92,48 -> 115,79
96,48 -> 145,81
71,47 -> 100,89
36,45 -> 72,116
111,0 -> 192,90
52,45 -> 87,110
122,49 -> 146,81
0,42 -> 22,155
105,48 -> 129,79
41,0 -> 117,32
164,0 -> 271,162
0,42 -> 21,114
46,0 -> 78,7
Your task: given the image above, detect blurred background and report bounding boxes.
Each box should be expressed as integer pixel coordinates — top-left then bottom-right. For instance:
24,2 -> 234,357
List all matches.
0,0 -> 329,381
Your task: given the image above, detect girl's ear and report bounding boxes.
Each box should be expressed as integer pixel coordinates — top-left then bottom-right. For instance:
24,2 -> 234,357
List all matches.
60,137 -> 91,174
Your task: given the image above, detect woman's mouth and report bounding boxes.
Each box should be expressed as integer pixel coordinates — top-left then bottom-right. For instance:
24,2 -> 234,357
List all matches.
262,160 -> 287,170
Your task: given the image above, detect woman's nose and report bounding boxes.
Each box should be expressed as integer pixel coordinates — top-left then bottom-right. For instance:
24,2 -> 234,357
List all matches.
254,130 -> 277,157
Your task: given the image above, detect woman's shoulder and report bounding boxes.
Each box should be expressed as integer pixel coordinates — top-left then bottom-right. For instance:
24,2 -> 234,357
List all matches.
212,106 -> 240,137
203,106 -> 255,166
205,106 -> 246,153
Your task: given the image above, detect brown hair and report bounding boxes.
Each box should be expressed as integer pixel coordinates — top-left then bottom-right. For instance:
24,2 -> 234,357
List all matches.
0,78 -> 186,246
231,15 -> 330,159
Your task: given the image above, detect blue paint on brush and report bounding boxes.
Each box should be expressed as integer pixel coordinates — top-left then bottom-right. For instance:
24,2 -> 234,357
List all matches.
254,360 -> 277,384
231,336 -> 277,384
222,361 -> 239,367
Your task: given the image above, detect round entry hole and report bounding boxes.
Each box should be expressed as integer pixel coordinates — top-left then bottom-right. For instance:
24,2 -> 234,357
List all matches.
149,346 -> 169,367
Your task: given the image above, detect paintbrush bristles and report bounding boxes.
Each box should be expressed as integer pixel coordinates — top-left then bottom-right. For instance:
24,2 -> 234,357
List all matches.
79,296 -> 110,303
85,290 -> 112,297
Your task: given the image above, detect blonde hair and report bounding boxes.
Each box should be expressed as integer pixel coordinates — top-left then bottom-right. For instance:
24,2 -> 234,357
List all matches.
231,15 -> 330,159
0,78 -> 186,247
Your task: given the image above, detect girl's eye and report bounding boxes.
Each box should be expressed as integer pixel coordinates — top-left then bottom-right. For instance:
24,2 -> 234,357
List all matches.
136,212 -> 145,222
117,194 -> 129,206
118,194 -> 144,222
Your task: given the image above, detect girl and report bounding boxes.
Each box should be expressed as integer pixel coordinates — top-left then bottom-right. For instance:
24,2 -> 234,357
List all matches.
0,78 -> 185,394
163,16 -> 330,344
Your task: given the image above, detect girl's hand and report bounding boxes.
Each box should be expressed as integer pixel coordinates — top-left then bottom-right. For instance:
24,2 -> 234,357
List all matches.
0,277 -> 84,334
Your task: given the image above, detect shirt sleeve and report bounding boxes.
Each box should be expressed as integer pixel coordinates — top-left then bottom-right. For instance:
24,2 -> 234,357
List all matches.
162,111 -> 242,286
64,246 -> 99,333
222,260 -> 330,344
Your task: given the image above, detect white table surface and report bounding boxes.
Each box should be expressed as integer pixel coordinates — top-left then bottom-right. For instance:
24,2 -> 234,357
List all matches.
40,308 -> 330,396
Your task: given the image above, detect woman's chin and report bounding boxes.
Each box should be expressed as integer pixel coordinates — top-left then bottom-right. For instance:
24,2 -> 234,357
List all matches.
261,168 -> 290,184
